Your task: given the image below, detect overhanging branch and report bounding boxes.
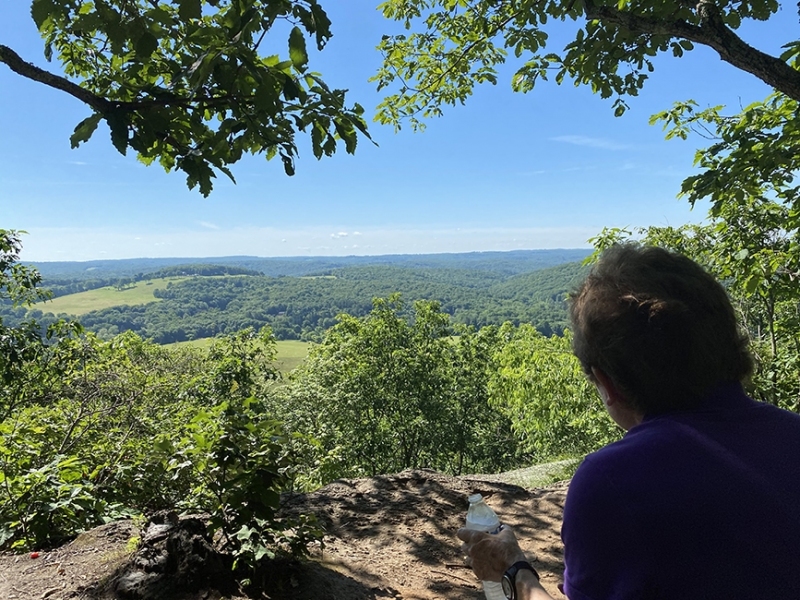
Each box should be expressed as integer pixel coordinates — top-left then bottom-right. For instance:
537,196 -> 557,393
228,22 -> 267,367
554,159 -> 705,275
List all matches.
0,44 -> 112,113
0,44 -> 238,116
584,3 -> 800,102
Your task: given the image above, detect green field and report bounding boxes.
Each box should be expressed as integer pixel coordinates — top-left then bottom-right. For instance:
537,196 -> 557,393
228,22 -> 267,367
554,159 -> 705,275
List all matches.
168,338 -> 313,373
38,278 -> 188,316
272,340 -> 313,372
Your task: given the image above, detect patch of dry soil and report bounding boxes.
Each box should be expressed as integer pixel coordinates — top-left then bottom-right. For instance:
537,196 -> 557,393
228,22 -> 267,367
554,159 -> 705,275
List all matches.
0,470 -> 568,599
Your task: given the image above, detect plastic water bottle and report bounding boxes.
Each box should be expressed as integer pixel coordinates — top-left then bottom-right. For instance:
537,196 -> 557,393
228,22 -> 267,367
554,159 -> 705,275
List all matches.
465,493 -> 506,600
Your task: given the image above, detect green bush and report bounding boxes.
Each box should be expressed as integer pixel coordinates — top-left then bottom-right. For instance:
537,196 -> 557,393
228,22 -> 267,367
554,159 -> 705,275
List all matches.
277,296 -> 525,484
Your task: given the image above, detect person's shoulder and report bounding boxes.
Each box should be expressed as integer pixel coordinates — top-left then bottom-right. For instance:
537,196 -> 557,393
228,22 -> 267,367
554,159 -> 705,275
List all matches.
569,437 -> 638,494
582,420 -> 675,464
570,422 -> 681,492
750,398 -> 800,423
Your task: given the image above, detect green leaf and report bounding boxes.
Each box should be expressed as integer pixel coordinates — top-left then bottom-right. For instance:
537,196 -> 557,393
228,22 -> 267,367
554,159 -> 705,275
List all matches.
177,0 -> 202,20
280,151 -> 295,176
289,27 -> 309,71
134,32 -> 159,59
334,120 -> 357,154
30,0 -> 57,29
282,76 -> 305,102
105,113 -> 129,155
70,113 -> 102,148
219,165 -> 236,184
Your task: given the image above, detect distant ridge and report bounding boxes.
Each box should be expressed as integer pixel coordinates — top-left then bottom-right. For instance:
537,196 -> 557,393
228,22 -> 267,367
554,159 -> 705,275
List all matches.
28,249 -> 592,280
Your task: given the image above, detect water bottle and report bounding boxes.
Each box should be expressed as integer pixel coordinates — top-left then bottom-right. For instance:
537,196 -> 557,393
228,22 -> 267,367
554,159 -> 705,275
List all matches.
465,493 -> 506,600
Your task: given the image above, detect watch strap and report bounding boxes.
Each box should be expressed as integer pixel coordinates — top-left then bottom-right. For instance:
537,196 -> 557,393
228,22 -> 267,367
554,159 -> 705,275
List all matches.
506,559 -> 540,582
502,561 -> 541,600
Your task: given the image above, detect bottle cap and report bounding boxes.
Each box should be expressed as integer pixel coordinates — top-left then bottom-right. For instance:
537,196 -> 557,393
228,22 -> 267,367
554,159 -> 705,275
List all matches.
468,493 -> 483,504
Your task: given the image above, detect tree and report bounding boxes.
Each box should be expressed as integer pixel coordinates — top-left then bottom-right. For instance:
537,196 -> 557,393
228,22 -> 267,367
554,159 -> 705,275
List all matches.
278,295 -> 522,482
489,323 -> 620,459
0,230 -> 54,420
374,0 -> 799,129
0,1 -> 371,195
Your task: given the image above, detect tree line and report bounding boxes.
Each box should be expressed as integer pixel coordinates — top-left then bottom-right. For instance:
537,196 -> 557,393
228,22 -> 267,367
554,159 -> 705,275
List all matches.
4,262 -> 588,343
41,264 -> 264,298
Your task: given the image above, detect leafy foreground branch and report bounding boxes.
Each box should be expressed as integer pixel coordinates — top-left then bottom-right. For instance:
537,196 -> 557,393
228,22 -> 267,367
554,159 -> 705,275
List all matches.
374,0 -> 800,128
1,1 -> 372,195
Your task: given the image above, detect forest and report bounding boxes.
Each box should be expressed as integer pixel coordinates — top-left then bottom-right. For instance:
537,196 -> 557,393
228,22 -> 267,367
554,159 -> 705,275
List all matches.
2,0 -> 799,594
1,259 -> 588,342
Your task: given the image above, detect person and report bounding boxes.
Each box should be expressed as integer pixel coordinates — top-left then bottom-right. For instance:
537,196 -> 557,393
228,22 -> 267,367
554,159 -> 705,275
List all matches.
458,244 -> 800,599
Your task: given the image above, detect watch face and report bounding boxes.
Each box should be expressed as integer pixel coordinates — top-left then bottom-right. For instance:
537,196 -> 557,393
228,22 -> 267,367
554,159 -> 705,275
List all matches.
502,574 -> 514,600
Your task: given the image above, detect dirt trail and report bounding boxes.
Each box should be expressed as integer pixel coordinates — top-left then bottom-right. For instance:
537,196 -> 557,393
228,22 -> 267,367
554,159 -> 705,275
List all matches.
0,470 -> 568,599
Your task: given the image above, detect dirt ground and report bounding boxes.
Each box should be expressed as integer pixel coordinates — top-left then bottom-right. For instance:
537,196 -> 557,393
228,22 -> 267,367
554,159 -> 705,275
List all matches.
0,470 -> 568,599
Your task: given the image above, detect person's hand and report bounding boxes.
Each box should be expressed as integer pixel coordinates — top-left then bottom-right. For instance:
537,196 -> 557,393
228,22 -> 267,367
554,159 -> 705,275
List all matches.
457,525 -> 528,582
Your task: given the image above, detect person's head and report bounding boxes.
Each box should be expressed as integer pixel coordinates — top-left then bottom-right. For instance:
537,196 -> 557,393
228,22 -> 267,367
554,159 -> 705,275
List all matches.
569,244 -> 752,416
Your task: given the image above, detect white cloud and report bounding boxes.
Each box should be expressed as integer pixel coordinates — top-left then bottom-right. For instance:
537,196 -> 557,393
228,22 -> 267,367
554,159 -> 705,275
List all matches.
198,221 -> 220,230
550,135 -> 630,151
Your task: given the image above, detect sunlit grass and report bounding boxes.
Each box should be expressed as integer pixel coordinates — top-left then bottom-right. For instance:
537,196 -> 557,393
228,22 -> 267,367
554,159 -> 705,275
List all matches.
475,458 -> 581,489
167,338 -> 313,374
272,340 -> 313,372
38,278 -> 189,316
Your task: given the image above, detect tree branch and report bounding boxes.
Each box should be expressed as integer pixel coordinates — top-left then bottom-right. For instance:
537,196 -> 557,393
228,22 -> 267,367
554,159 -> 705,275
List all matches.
584,2 -> 800,102
0,44 -> 255,114
0,44 -> 112,113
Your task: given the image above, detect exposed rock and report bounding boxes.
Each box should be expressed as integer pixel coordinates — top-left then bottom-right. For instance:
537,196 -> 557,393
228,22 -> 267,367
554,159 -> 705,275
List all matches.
112,511 -> 227,600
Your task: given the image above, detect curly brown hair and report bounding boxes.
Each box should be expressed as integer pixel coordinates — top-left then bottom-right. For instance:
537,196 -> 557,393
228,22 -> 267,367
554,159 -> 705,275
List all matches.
569,244 -> 753,414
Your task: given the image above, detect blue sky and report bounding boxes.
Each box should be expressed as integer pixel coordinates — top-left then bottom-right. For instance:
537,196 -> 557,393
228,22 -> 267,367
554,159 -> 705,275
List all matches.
0,3 -> 795,261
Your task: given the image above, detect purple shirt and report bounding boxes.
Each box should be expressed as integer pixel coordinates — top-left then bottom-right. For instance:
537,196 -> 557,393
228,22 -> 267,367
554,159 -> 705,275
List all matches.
562,383 -> 800,599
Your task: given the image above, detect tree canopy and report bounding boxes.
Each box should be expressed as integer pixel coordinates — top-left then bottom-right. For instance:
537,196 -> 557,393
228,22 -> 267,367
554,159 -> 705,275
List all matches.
0,0 -> 371,195
4,1 -> 797,194
374,0 -> 799,128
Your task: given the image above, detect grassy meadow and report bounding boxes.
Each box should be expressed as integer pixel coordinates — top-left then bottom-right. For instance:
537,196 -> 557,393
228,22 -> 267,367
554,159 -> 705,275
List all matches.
38,278 -> 188,315
34,278 -> 313,373
168,338 -> 313,374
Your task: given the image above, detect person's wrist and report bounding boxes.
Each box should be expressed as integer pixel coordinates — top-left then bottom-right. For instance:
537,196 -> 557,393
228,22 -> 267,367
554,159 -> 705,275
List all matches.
514,568 -> 550,600
516,568 -> 541,587
502,560 -> 543,600
508,552 -> 528,567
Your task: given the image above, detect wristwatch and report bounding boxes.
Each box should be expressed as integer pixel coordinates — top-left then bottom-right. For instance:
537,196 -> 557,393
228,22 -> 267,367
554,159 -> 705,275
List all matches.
502,560 -> 540,600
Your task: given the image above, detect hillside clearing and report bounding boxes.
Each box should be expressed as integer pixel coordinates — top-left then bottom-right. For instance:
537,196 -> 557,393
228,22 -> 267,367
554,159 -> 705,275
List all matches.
168,338 -> 313,373
38,277 -> 189,315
